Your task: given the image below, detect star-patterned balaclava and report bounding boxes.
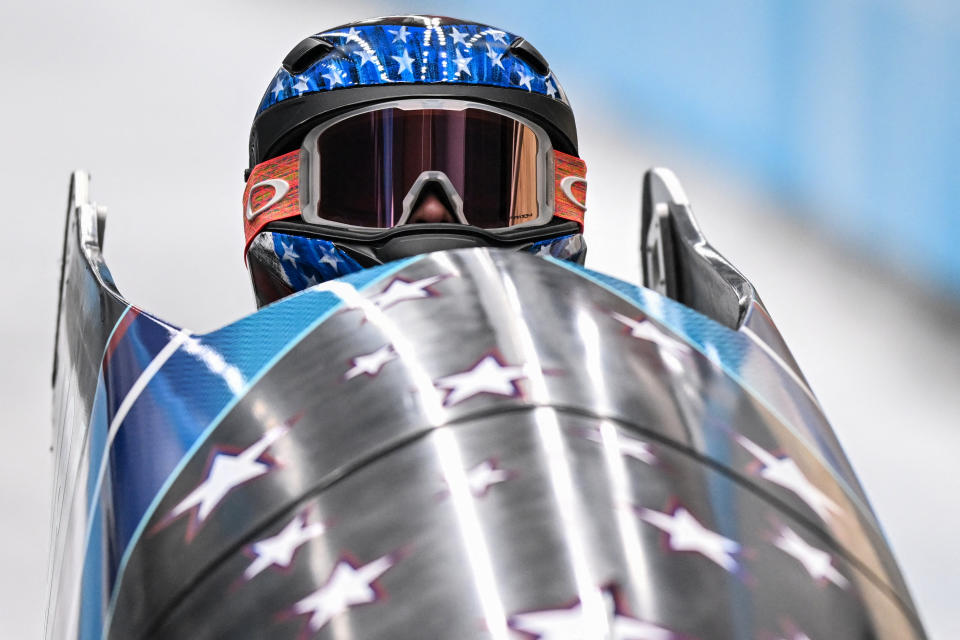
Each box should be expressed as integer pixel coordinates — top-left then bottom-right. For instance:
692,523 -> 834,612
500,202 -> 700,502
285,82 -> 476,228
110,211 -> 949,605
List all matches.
244,16 -> 588,307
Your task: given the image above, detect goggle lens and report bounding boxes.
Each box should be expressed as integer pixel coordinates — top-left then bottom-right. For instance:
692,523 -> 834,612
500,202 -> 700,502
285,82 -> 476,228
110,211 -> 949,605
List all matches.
311,107 -> 542,229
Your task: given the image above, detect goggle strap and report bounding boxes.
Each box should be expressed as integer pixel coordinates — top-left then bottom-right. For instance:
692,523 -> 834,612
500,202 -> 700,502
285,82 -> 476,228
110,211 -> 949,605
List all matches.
242,149 -> 301,258
553,150 -> 587,229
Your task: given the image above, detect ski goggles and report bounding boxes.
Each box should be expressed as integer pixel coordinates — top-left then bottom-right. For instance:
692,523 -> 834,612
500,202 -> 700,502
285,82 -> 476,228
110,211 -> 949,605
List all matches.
242,99 -> 586,254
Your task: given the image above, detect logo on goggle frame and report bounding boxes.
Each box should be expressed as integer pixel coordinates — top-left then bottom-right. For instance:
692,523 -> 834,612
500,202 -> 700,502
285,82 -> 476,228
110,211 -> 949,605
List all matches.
559,176 -> 587,210
246,178 -> 291,220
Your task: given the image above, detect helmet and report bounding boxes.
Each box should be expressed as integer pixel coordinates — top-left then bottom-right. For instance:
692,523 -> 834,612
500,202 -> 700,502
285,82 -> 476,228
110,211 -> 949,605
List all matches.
243,15 -> 588,306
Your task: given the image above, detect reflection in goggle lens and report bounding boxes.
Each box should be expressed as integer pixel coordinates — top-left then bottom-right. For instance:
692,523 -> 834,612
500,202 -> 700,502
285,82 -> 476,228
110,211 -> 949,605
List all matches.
313,108 -> 541,229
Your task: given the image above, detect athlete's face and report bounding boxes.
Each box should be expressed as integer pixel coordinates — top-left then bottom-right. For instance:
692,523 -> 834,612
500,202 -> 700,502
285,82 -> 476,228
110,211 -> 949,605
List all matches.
406,185 -> 457,224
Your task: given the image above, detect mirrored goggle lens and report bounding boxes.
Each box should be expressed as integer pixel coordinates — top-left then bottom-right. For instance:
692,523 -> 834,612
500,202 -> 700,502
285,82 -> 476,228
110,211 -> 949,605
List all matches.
310,108 -> 542,229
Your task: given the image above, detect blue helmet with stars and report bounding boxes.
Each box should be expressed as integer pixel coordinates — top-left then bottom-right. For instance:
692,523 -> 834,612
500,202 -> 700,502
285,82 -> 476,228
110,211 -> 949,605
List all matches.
250,15 -> 578,164
245,16 -> 587,307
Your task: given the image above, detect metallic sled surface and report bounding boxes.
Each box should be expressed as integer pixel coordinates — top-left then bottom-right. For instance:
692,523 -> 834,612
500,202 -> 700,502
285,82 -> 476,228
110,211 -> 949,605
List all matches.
49,173 -> 926,639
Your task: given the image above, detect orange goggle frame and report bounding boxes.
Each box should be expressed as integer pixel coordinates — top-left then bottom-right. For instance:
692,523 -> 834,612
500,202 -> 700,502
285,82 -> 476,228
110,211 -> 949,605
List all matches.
242,149 -> 586,256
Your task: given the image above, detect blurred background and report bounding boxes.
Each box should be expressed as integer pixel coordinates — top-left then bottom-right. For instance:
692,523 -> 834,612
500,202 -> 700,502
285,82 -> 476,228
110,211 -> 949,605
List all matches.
2,1 -> 957,637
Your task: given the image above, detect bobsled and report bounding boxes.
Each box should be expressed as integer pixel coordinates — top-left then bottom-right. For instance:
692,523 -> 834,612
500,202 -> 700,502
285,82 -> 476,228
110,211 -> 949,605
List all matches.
47,169 -> 926,639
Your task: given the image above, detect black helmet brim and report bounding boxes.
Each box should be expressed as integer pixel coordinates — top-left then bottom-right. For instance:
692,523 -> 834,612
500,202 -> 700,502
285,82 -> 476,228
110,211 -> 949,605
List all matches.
249,83 -> 578,170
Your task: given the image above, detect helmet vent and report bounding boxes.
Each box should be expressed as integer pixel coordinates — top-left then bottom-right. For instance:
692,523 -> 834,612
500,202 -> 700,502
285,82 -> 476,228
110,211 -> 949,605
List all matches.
508,38 -> 550,75
282,36 -> 336,75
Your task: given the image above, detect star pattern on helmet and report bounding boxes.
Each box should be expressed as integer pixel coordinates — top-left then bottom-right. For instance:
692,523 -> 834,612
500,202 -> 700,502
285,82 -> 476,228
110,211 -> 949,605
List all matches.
516,67 -> 534,91
259,24 -> 568,114
326,27 -> 364,44
290,553 -> 398,633
508,587 -> 678,640
636,504 -> 741,573
486,47 -> 505,69
772,526 -> 849,589
321,66 -> 345,88
392,49 -> 415,75
453,48 -> 473,77
434,354 -> 526,407
735,435 -> 842,522
344,344 -> 397,380
483,29 -> 509,44
292,75 -> 310,95
158,423 -> 291,542
367,274 -> 447,310
389,25 -> 410,44
354,47 -> 378,67
244,509 -> 326,580
449,26 -> 469,47
545,77 -> 558,98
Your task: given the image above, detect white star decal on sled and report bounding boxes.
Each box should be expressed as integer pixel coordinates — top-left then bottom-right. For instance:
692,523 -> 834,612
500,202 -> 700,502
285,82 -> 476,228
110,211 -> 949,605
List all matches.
449,26 -> 469,47
322,66 -> 345,88
344,344 -> 396,380
611,311 -> 690,371
434,355 -> 526,407
244,510 -> 326,580
280,241 -> 300,266
773,526 -> 849,588
509,588 -> 677,640
463,459 -> 512,497
389,25 -> 410,43
486,47 -> 505,69
304,274 -> 320,287
772,620 -> 813,640
484,29 -> 508,44
611,311 -> 672,344
516,67 -> 534,91
585,430 -> 657,465
368,275 -> 446,310
392,49 -> 415,75
354,48 -> 378,68
453,48 -> 472,77
292,75 -> 310,95
636,506 -> 740,573
292,554 -> 397,633
271,77 -> 285,98
163,424 -> 290,540
735,435 -> 842,522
